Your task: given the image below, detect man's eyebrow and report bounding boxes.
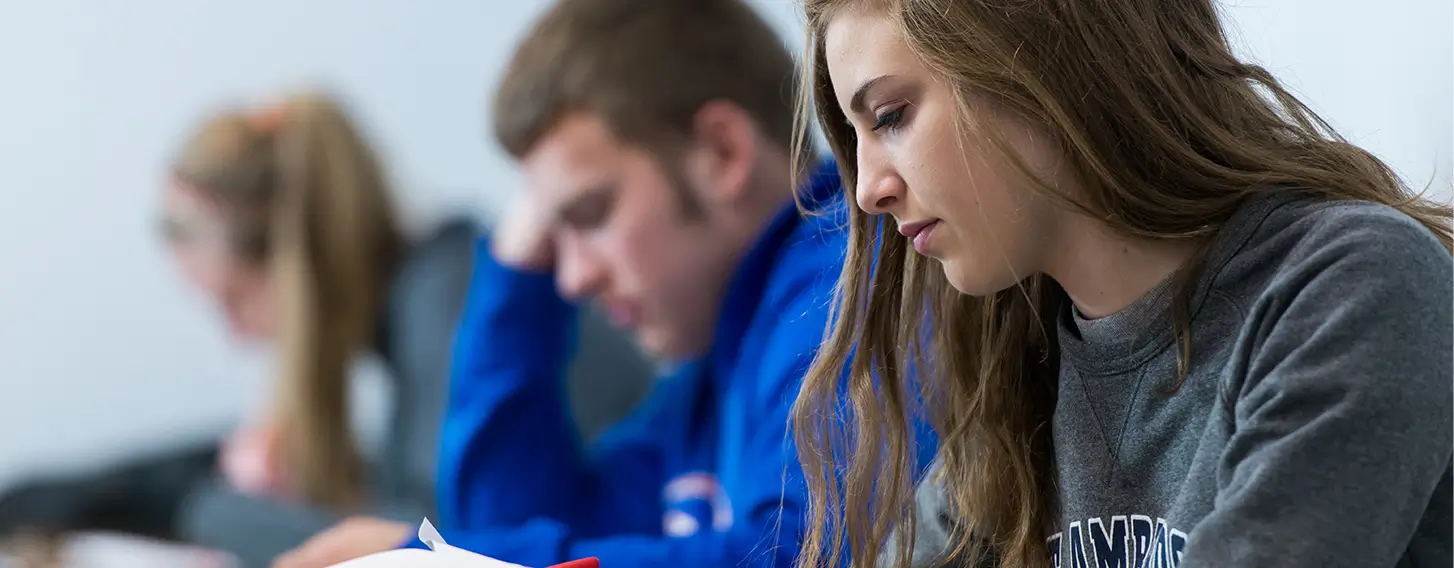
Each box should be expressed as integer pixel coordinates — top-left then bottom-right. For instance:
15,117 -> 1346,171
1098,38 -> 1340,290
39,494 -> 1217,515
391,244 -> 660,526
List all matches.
555,180 -> 616,222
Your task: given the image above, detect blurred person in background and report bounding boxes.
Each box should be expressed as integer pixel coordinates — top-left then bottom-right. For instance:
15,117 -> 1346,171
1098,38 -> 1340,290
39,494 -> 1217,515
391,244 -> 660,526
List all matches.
0,91 -> 655,568
270,1 -> 935,566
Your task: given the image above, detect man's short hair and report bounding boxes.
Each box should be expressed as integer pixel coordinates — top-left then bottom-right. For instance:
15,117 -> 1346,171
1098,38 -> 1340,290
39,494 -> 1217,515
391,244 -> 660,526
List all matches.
492,0 -> 798,163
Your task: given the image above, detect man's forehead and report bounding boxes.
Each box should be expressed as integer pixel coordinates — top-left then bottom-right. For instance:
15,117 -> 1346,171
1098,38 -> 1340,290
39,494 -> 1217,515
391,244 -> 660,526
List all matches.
519,115 -> 624,208
522,161 -> 617,218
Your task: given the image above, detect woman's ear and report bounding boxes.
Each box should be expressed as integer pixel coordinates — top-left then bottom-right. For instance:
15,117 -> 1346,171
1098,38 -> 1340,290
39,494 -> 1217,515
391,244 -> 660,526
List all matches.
685,100 -> 760,207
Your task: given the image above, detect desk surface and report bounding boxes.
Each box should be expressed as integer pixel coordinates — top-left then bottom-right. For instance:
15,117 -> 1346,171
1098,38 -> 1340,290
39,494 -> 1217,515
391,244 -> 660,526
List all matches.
1,533 -> 235,568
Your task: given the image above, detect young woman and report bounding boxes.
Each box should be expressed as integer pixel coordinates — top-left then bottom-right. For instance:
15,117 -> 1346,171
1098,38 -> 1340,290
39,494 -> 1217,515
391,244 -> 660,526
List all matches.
788,1 -> 1452,567
0,92 -> 655,567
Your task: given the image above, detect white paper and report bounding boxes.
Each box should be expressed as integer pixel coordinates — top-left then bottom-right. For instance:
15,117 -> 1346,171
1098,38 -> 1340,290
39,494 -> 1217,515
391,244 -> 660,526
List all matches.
325,519 -> 527,568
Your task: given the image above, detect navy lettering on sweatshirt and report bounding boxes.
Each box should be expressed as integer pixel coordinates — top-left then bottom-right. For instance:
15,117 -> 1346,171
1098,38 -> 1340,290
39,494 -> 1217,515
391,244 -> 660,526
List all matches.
1049,516 -> 1186,568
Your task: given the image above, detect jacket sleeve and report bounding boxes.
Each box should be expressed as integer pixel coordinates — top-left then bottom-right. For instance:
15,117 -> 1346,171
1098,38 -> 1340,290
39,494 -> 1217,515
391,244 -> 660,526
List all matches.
411,285 -> 832,567
435,235 -> 665,537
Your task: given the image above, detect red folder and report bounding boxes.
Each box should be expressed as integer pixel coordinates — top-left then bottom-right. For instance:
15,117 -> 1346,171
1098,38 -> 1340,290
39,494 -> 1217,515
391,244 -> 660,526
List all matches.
548,559 -> 599,568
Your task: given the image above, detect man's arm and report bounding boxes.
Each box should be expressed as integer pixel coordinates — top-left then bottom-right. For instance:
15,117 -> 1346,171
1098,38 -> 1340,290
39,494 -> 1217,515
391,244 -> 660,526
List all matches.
436,237 -> 666,532
417,285 -> 832,567
1183,214 -> 1453,566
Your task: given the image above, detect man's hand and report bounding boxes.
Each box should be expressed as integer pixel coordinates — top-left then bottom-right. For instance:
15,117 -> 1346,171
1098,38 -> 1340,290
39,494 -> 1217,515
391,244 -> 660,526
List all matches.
271,517 -> 412,568
491,192 -> 555,272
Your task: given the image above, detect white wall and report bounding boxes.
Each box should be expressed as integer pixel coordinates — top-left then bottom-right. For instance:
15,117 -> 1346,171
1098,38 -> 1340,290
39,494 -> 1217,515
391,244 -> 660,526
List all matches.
0,0 -> 1446,485
1223,0 -> 1452,192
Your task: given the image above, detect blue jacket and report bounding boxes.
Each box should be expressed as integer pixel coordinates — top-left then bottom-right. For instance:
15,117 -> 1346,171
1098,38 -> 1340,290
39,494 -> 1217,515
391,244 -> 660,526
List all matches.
412,160 -> 851,567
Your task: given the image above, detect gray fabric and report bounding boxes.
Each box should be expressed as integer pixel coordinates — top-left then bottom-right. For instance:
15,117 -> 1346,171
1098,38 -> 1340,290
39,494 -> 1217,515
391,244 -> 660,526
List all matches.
893,195 -> 1452,567
176,483 -> 337,566
880,470 -> 963,568
372,218 -> 478,521
177,219 -> 657,567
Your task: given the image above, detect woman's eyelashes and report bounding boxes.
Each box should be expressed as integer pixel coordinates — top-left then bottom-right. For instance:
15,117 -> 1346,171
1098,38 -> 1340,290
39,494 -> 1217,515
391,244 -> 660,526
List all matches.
871,104 -> 907,133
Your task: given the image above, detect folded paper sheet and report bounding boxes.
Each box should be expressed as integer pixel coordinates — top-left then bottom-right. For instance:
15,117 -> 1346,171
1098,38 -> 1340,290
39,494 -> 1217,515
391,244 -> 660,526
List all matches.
325,519 -> 526,568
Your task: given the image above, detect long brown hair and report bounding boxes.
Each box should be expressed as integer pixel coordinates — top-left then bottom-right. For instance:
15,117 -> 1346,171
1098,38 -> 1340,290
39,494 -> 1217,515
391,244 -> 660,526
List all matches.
788,1 -> 1453,566
170,92 -> 404,509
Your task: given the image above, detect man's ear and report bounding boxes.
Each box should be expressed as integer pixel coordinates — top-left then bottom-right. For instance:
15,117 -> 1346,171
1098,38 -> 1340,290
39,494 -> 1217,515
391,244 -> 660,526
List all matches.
684,100 -> 760,207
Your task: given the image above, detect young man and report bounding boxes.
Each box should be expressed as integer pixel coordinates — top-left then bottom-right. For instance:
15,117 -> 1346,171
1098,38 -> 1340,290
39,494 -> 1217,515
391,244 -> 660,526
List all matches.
274,1 -> 851,566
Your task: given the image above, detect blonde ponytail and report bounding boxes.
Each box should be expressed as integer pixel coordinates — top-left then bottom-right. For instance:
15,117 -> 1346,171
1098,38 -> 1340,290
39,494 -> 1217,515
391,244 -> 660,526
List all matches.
171,92 -> 404,510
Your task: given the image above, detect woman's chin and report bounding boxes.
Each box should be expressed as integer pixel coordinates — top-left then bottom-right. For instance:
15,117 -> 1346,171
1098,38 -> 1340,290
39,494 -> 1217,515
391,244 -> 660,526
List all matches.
942,259 -> 1013,298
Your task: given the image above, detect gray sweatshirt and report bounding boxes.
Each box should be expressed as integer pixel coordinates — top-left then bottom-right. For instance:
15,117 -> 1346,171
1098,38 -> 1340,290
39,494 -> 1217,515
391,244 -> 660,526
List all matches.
893,194 -> 1453,567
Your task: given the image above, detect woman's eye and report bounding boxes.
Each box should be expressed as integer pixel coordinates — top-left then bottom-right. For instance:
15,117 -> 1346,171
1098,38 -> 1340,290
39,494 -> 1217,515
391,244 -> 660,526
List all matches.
872,106 -> 906,132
